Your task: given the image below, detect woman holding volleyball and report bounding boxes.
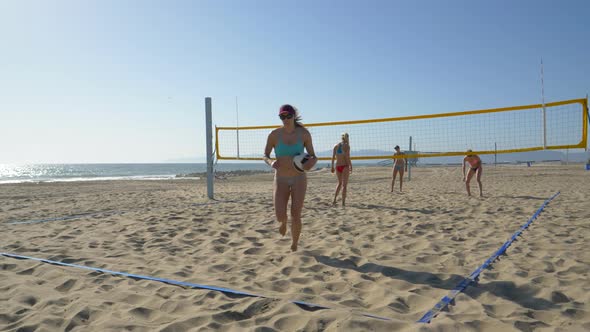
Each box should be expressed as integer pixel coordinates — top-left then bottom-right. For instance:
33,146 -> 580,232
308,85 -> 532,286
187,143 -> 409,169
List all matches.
263,104 -> 317,251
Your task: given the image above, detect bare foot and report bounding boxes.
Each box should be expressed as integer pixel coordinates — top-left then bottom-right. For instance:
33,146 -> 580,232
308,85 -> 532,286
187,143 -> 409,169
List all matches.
279,222 -> 287,236
291,243 -> 298,252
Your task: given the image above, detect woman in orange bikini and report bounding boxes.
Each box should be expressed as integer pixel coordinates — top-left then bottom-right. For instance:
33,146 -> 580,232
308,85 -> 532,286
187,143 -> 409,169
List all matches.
263,104 -> 317,251
331,133 -> 352,206
462,149 -> 483,197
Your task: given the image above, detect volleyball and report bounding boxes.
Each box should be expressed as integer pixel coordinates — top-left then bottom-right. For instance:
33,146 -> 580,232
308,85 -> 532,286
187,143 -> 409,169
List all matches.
293,153 -> 312,172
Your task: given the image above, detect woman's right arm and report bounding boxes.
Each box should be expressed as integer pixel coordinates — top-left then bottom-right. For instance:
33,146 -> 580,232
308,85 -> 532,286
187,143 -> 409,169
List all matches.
331,146 -> 336,172
462,157 -> 467,180
264,132 -> 276,167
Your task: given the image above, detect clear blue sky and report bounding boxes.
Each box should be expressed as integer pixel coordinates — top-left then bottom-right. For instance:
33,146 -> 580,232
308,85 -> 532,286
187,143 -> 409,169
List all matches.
1,0 -> 588,163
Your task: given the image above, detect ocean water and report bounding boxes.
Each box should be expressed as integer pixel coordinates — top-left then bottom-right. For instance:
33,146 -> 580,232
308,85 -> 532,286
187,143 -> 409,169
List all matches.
0,163 -> 271,184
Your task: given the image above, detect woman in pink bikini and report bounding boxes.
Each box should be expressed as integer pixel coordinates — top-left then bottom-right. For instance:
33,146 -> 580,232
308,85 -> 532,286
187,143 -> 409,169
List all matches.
462,149 -> 483,197
263,104 -> 317,251
331,133 -> 352,206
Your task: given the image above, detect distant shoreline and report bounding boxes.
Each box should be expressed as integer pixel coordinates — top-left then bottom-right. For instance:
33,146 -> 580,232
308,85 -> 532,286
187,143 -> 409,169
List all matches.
2,162 -> 587,185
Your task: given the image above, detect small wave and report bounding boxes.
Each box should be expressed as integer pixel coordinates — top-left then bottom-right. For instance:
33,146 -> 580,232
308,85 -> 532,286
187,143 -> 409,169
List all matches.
0,175 -> 200,184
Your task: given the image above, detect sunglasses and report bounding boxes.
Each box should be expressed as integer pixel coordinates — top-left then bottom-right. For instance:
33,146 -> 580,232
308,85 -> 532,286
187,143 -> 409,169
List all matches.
279,114 -> 294,120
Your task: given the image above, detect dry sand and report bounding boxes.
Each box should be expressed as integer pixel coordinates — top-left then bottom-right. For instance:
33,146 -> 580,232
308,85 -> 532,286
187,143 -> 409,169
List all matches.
1,165 -> 589,331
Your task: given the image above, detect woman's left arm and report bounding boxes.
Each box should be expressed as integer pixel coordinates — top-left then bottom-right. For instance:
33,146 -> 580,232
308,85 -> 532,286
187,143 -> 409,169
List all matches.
303,130 -> 318,170
345,145 -> 352,172
405,154 -> 408,171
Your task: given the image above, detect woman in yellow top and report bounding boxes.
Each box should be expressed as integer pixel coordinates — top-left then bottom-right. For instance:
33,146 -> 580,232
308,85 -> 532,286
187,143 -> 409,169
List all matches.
462,149 -> 483,197
330,133 -> 352,206
263,104 -> 317,251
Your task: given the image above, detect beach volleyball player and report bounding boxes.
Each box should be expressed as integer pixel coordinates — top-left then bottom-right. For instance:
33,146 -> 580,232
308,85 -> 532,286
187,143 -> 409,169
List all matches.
391,145 -> 407,192
462,149 -> 483,197
263,104 -> 317,251
330,133 -> 352,206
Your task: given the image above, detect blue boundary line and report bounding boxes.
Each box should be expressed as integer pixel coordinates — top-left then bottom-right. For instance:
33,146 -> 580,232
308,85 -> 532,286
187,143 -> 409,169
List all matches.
417,191 -> 560,323
0,252 -> 392,321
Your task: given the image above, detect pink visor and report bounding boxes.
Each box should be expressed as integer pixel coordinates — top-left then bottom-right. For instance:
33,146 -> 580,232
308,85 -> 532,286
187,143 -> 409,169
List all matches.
279,104 -> 296,116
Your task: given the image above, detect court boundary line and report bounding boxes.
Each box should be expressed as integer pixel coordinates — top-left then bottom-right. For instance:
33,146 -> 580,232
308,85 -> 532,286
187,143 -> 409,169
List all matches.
417,191 -> 560,323
0,252 -> 392,321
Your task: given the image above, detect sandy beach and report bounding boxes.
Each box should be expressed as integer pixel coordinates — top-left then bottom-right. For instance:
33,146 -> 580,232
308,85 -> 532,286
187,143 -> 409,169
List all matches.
1,164 -> 589,331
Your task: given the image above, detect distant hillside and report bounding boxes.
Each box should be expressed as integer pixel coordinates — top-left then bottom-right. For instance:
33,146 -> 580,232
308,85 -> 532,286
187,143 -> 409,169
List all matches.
167,150 -> 589,164
345,149 -> 590,164
415,150 -> 590,164
163,157 -> 206,163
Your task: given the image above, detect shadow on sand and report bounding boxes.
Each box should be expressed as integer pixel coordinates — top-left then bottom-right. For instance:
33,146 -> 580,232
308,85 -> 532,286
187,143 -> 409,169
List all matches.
497,195 -> 547,201
314,255 -> 557,311
350,204 -> 436,214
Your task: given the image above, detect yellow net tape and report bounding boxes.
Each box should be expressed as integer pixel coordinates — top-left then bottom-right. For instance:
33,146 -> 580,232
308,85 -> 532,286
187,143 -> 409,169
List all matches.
216,98 -> 588,160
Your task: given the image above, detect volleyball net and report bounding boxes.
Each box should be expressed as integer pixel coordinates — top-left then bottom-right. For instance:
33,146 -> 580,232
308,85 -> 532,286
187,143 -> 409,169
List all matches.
215,98 -> 588,160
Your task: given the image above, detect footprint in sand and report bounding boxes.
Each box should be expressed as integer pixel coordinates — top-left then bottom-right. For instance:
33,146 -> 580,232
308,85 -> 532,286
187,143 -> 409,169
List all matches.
243,248 -> 262,255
